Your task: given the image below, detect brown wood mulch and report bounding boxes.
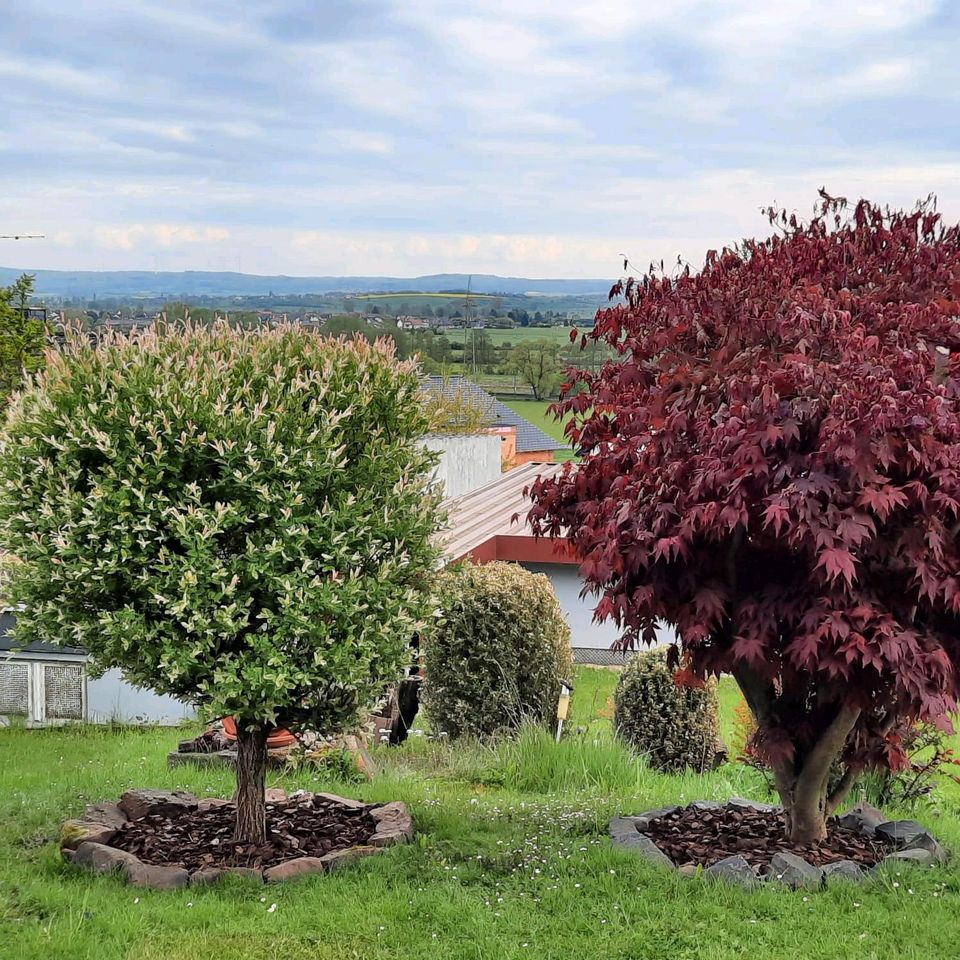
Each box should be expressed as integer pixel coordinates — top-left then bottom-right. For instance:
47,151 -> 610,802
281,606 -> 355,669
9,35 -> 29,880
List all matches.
644,806 -> 893,869
109,795 -> 376,871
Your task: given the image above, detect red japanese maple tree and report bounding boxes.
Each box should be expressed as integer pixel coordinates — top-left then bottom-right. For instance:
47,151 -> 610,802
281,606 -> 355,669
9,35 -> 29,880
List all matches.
529,193 -> 960,842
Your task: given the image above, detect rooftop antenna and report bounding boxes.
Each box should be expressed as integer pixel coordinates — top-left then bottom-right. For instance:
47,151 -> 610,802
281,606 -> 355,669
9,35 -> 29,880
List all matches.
0,234 -> 44,240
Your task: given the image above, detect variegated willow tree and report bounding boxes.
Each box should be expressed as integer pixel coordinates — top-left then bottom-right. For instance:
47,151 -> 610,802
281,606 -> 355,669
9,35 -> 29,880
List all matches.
0,322 -> 441,845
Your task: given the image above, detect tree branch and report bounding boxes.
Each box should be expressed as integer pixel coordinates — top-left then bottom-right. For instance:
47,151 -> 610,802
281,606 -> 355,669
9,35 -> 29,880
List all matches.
795,704 -> 861,809
826,766 -> 858,815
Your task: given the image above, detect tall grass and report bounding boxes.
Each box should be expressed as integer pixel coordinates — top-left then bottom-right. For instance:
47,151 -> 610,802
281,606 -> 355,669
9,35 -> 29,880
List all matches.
488,724 -> 648,794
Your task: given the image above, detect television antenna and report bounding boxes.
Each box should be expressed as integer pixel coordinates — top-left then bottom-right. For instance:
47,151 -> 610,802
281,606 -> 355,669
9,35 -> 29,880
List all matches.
0,234 -> 44,240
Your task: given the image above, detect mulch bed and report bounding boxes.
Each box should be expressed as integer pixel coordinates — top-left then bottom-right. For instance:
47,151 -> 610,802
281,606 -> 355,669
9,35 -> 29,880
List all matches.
110,795 -> 376,871
645,806 -> 894,869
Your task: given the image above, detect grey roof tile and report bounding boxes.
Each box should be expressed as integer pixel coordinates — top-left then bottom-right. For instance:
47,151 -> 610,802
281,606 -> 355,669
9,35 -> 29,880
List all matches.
422,376 -> 564,453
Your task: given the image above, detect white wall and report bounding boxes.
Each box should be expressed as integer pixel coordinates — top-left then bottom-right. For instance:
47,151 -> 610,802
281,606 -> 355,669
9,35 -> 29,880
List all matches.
422,433 -> 502,499
87,668 -> 194,724
520,562 -> 678,651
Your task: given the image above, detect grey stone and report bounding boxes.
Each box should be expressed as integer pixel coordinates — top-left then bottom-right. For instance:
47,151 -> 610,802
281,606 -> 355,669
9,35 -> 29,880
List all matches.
621,833 -> 674,869
689,801 -> 723,812
125,861 -> 190,890
635,805 -> 681,819
83,803 -> 127,829
609,817 -> 643,843
609,818 -> 673,868
822,859 -> 866,882
728,797 -> 780,814
633,806 -> 680,830
119,789 -> 198,821
316,792 -> 368,810
369,830 -> 410,848
190,866 -> 263,885
705,855 -> 760,888
875,820 -> 929,847
766,851 -> 823,889
67,841 -> 140,875
835,801 -> 885,837
264,856 -> 328,882
901,831 -> 948,863
60,820 -> 117,851
319,845 -> 379,872
370,802 -> 413,842
879,847 -> 937,866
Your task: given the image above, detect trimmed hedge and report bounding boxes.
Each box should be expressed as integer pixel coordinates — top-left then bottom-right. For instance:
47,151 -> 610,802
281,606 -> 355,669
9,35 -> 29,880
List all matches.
423,562 -> 573,739
613,649 -> 720,773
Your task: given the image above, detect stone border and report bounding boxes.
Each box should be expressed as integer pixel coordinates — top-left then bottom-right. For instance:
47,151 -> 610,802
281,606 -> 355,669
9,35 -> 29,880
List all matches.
609,799 -> 948,889
60,788 -> 413,889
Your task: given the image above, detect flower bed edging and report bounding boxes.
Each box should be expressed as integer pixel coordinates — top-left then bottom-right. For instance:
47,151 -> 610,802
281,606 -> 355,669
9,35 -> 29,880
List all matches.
610,799 -> 948,889
61,788 -> 413,889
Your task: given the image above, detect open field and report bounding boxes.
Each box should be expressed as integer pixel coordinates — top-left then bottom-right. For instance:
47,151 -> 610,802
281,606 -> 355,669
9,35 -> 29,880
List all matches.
479,326 -> 579,346
3,668 -> 960,960
352,293 -> 501,301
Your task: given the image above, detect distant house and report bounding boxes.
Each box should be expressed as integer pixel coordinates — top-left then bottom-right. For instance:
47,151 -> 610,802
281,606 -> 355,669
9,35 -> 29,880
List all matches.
437,462 -> 677,664
421,376 -> 566,467
0,611 -> 192,726
396,316 -> 427,329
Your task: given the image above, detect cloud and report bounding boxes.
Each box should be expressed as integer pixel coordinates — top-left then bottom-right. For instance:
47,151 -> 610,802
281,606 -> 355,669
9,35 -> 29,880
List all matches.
0,0 -> 956,277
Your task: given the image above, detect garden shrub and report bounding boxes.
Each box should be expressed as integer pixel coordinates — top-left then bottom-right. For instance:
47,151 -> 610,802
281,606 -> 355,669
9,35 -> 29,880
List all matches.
422,562 -> 573,739
613,649 -> 720,773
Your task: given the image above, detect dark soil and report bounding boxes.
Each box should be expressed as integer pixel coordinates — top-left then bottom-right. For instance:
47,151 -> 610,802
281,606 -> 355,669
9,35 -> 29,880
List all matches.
644,805 -> 894,869
110,795 -> 376,871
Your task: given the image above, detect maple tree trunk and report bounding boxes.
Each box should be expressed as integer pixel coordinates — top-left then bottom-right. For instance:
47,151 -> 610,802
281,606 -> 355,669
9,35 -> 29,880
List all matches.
733,664 -> 861,844
773,765 -> 828,843
234,723 -> 268,845
771,704 -> 861,844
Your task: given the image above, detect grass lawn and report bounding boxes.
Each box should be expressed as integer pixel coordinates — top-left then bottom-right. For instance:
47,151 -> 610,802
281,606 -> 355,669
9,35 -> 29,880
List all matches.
3,669 -> 960,959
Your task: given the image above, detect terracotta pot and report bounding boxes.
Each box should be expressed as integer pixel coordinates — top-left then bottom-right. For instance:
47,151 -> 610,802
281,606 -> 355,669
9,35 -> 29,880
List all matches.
221,716 -> 297,749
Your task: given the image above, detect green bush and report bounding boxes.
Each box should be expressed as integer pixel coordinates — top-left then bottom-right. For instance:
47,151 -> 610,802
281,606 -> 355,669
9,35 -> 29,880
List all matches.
613,649 -> 720,773
422,562 -> 573,739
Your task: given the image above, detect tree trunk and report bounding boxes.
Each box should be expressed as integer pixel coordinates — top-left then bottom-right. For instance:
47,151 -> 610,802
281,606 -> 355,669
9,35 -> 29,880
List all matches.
774,765 -> 828,843
770,704 -> 862,844
234,723 -> 269,845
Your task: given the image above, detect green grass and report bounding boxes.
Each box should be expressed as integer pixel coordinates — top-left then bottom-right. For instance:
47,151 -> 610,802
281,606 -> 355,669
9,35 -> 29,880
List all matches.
480,326 -> 578,346
3,668 -> 960,959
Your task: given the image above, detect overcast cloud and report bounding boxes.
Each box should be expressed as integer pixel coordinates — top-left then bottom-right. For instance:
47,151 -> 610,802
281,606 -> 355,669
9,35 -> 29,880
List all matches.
1,0 -> 958,277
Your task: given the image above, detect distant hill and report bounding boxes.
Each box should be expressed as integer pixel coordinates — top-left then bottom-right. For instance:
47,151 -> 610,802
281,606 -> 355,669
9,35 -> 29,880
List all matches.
0,268 -> 613,299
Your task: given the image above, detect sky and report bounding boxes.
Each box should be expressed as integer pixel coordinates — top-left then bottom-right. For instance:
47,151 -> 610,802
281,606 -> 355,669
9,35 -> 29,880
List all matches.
2,0 -> 959,278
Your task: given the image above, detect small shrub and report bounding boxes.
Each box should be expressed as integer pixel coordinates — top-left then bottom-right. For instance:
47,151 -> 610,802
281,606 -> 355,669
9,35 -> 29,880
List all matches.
285,745 -> 367,783
857,723 -> 960,811
422,562 -> 573,739
613,649 -> 720,773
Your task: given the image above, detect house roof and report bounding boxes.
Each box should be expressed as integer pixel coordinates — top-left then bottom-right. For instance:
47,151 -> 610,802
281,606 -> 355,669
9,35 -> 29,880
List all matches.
436,460 -> 571,564
0,610 -> 86,656
422,376 -> 566,454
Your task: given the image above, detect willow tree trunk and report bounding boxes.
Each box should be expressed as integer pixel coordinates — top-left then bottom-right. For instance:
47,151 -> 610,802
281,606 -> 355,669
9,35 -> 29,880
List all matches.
234,724 -> 269,845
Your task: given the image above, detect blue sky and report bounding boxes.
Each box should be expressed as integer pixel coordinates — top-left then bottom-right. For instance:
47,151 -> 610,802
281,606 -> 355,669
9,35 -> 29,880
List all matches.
2,0 -> 958,277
